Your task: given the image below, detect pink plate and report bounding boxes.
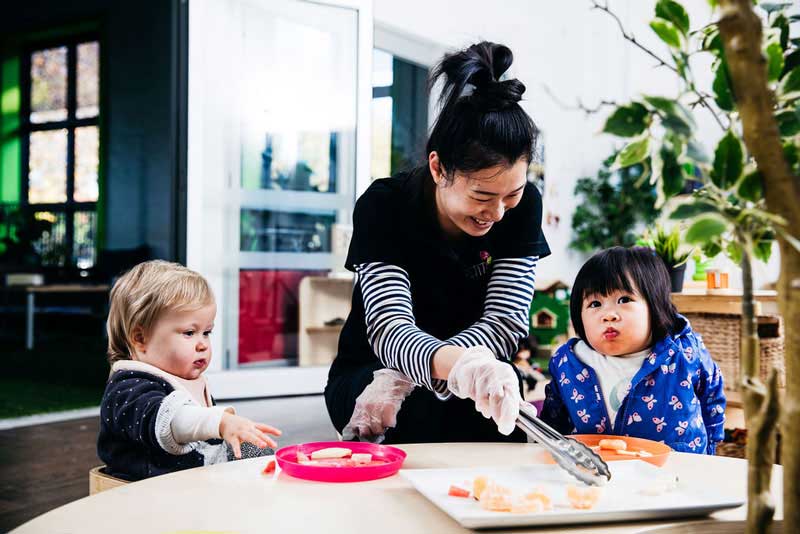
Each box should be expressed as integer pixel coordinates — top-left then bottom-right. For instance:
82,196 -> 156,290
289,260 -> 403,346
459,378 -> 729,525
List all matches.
275,441 -> 407,483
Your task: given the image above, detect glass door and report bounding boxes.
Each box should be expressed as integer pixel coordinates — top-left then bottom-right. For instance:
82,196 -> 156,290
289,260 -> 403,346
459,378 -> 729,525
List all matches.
187,0 -> 372,378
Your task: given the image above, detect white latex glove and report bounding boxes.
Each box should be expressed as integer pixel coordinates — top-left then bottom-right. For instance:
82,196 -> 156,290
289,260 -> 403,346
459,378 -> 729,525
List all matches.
447,346 -> 521,435
342,369 -> 416,443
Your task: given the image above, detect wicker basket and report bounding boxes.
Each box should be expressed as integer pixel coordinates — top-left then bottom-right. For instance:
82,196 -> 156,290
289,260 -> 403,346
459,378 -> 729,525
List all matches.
684,313 -> 785,392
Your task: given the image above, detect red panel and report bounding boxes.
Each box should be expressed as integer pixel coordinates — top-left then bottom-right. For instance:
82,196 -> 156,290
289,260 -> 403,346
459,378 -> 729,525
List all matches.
238,269 -> 326,364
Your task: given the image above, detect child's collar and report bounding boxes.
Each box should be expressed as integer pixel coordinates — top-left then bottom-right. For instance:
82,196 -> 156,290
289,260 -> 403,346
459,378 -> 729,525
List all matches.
111,360 -> 211,405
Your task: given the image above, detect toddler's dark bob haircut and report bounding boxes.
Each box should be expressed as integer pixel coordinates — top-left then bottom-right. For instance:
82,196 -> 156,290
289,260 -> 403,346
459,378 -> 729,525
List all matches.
570,247 -> 681,348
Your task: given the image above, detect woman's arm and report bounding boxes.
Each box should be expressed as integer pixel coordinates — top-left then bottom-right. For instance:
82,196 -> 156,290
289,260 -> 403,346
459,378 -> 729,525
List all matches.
444,256 -> 538,359
358,256 -> 537,396
357,262 -> 449,395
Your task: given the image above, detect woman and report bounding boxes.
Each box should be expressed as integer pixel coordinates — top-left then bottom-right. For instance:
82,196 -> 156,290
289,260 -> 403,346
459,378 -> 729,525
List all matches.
325,41 -> 550,443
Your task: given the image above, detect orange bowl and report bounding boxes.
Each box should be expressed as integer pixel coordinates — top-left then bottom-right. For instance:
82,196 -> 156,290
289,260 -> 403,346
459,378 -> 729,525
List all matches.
570,434 -> 672,467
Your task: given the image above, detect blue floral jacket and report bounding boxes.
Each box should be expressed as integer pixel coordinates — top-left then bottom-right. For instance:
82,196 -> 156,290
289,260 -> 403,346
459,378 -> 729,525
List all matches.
541,315 -> 726,454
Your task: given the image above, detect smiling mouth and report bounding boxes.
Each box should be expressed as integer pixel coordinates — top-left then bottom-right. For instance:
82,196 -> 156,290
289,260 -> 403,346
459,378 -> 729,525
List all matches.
470,216 -> 492,228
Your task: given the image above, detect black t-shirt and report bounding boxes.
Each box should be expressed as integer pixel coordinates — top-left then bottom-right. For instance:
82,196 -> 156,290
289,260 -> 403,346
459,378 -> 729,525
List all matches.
332,167 -> 550,376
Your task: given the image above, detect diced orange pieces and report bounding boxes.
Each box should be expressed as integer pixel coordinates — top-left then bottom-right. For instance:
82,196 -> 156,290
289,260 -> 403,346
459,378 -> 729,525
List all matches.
511,488 -> 553,514
598,438 -> 627,451
473,475 -> 488,500
448,485 -> 470,498
479,483 -> 513,512
566,484 -> 602,510
262,459 -> 276,474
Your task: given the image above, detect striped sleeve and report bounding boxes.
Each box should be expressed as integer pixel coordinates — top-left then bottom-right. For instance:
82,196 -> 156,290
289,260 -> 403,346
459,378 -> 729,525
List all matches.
445,257 -> 538,360
355,262 -> 450,395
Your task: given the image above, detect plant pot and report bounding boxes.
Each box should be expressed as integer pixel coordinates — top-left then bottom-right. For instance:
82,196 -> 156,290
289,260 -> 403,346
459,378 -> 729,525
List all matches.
669,263 -> 687,293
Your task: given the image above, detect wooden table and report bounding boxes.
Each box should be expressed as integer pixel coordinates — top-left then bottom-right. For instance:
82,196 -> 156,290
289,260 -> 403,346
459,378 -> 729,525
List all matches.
671,289 -> 778,316
24,284 -> 109,350
11,443 -> 782,533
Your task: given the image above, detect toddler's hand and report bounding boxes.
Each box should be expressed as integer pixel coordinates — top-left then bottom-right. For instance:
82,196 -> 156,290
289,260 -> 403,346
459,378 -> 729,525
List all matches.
219,412 -> 282,459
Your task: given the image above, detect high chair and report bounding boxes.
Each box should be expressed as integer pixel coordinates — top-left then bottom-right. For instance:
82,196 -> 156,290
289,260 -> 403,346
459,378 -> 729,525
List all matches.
89,465 -> 128,495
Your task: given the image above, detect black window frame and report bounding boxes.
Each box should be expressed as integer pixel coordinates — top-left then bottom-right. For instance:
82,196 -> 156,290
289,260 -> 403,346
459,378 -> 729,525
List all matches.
19,32 -> 101,268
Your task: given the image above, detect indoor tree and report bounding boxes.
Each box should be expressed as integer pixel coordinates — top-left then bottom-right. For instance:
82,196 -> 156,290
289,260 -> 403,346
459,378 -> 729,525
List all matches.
586,1 -> 799,532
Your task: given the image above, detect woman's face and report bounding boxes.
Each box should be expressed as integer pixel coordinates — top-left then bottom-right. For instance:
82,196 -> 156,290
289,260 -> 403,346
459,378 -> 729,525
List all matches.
429,152 -> 528,238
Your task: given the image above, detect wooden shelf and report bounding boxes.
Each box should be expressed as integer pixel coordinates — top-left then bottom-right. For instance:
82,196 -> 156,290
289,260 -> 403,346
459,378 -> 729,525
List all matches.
671,290 -> 778,315
298,276 -> 354,367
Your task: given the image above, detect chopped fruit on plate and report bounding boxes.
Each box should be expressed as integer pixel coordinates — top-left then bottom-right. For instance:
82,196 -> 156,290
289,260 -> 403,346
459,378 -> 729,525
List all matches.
262,460 -> 276,474
473,475 -> 489,500
479,483 -> 513,512
511,489 -> 553,514
566,484 -> 602,510
351,453 -> 373,464
615,449 -> 653,458
310,447 -> 352,460
297,451 -> 310,463
448,485 -> 470,498
598,438 -> 627,451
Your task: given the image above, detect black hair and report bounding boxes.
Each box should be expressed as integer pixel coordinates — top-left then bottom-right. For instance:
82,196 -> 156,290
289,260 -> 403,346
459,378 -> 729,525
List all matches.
425,41 -> 539,181
517,334 -> 538,354
570,247 -> 680,349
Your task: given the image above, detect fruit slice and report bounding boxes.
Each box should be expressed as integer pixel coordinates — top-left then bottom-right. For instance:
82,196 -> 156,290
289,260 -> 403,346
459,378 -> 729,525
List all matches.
310,447 -> 352,460
598,438 -> 627,451
351,453 -> 372,464
262,460 -> 276,474
448,485 -> 470,498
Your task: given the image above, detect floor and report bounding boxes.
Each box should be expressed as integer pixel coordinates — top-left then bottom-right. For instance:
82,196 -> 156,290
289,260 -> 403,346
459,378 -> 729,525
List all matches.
0,395 -> 338,532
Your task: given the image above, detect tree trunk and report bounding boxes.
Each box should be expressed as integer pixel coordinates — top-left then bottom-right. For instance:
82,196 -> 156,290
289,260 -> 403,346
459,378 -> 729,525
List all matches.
718,1 -> 800,531
740,244 -> 780,534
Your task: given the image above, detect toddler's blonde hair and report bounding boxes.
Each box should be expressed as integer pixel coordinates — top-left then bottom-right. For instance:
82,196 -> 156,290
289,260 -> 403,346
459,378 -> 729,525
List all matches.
106,260 -> 214,365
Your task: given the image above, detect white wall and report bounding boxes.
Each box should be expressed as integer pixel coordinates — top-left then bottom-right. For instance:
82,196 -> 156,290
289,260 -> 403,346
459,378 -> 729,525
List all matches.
374,0 -> 780,288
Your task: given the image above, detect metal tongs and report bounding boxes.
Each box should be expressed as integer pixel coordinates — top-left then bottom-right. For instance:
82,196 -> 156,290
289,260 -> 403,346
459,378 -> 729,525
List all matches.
516,402 -> 611,486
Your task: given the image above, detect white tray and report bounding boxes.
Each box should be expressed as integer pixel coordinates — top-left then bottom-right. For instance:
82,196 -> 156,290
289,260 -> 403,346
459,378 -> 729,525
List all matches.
401,461 -> 744,529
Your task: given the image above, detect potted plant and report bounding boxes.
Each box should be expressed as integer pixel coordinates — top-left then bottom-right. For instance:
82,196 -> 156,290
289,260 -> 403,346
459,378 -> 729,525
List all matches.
638,224 -> 694,292
0,204 -> 51,276
570,155 -> 660,252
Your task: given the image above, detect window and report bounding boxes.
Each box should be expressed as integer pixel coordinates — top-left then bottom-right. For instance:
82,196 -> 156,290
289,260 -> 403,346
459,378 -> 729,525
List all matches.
371,48 -> 428,180
21,37 -> 100,269
534,310 -> 557,329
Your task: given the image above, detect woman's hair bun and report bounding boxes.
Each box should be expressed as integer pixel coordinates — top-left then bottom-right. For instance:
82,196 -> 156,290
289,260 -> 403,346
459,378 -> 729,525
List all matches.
432,41 -> 525,112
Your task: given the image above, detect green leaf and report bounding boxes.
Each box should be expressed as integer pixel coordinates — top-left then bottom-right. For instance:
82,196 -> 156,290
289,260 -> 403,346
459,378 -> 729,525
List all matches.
766,41 -> 784,82
713,60 -> 735,111
779,68 -> 800,95
686,216 -> 728,244
776,109 -> 800,137
602,103 -> 650,137
655,0 -> 690,35
660,145 -> 684,197
711,131 -> 744,189
702,240 -> 723,258
726,242 -> 743,265
650,19 -> 682,49
737,170 -> 764,201
759,2 -> 792,14
701,27 -> 723,54
643,95 -> 695,136
669,201 -> 718,219
754,235 -> 774,263
615,136 -> 651,168
773,13 -> 789,50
